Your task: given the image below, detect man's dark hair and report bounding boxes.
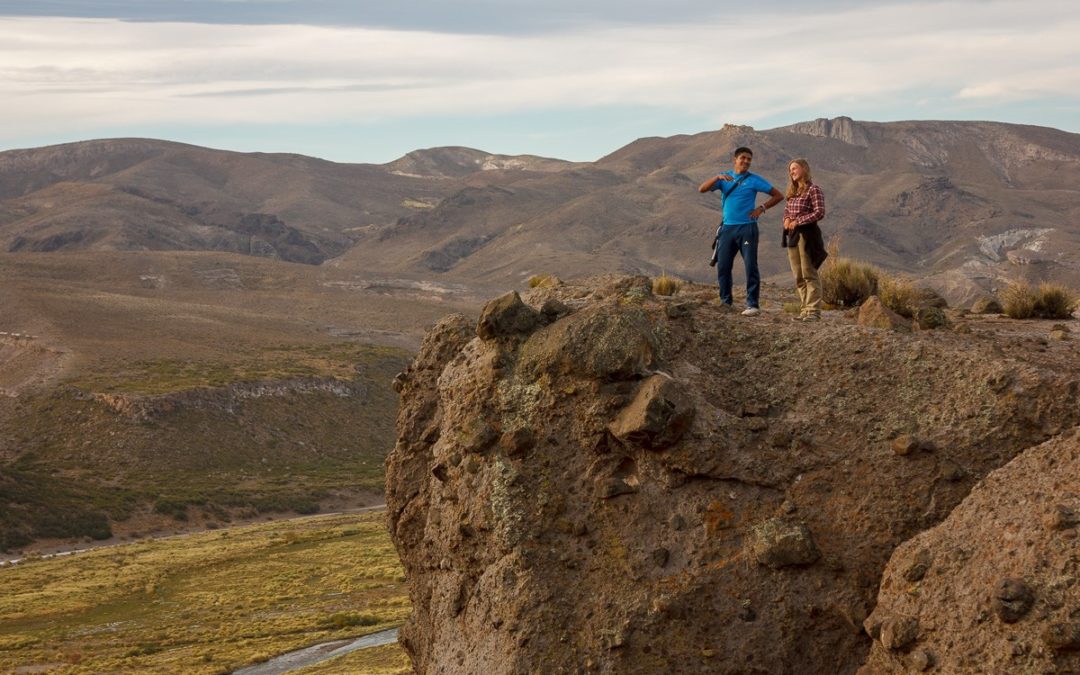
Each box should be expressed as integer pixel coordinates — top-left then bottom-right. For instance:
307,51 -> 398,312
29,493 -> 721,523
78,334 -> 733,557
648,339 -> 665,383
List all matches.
733,146 -> 753,158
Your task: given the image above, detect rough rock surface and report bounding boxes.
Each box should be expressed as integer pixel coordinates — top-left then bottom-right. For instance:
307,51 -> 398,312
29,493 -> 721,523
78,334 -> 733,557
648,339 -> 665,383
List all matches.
862,428 -> 1080,674
385,276 -> 1080,674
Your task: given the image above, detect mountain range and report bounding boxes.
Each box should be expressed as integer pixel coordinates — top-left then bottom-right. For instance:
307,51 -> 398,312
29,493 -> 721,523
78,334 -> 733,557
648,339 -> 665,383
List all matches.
3,116 -> 1079,305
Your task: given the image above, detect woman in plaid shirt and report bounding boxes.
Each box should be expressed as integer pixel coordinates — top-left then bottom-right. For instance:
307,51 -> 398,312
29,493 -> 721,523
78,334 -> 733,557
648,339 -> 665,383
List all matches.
782,158 -> 827,322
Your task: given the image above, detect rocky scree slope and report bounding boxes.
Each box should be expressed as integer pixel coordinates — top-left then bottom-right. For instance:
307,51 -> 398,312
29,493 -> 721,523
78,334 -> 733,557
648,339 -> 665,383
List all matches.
386,276 -> 1080,673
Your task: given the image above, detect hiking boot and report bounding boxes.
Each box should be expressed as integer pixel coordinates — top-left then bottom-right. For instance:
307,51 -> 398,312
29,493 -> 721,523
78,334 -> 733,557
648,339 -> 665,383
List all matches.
802,313 -> 821,322
741,307 -> 761,317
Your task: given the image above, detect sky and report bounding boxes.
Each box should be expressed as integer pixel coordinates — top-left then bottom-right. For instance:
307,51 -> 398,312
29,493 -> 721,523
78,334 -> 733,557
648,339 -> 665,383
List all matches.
0,0 -> 1078,164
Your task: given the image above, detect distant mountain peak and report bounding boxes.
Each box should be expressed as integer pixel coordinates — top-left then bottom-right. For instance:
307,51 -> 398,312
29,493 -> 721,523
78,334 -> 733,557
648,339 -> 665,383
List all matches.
778,116 -> 871,147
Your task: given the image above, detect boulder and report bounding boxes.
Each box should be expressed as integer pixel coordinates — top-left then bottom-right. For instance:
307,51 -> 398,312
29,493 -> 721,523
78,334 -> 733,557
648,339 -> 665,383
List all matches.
862,429 -> 1080,673
749,518 -> 821,568
476,291 -> 542,340
858,296 -> 911,331
608,374 -> 695,449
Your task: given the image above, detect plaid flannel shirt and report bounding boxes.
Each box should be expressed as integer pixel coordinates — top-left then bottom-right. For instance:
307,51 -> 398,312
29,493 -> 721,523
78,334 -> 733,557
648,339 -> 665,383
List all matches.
783,184 -> 825,227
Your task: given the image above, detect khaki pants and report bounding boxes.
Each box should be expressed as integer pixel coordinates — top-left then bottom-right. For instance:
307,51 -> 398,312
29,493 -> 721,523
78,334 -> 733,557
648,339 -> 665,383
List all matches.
787,235 -> 821,316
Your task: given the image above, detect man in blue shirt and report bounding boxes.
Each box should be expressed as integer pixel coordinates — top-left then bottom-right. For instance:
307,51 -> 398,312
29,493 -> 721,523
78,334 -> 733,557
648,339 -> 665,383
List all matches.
699,147 -> 784,315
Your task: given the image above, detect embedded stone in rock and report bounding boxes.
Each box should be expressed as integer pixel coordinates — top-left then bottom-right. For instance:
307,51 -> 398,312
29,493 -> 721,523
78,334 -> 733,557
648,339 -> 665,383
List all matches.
880,616 -> 919,651
909,648 -> 934,671
540,298 -> 572,322
651,547 -> 670,568
993,578 -> 1035,623
477,291 -> 542,340
901,547 -> 933,582
1044,504 -> 1079,531
750,518 -> 821,568
889,434 -> 933,455
598,477 -> 638,499
460,419 -> 498,454
517,305 -> 658,381
1043,622 -> 1080,651
608,374 -> 695,449
859,296 -> 911,332
499,427 -> 536,457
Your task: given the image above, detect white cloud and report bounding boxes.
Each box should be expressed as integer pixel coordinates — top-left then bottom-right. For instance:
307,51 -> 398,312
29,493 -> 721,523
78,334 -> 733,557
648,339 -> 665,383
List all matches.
0,0 -> 1078,153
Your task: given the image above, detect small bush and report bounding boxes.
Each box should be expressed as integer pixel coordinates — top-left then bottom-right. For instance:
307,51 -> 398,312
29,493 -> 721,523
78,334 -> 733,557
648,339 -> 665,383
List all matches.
651,274 -> 682,296
782,302 -> 801,315
877,274 -> 920,318
1001,282 -> 1039,319
1035,283 -> 1078,319
318,612 -> 381,630
528,274 -> 561,289
820,258 -> 879,307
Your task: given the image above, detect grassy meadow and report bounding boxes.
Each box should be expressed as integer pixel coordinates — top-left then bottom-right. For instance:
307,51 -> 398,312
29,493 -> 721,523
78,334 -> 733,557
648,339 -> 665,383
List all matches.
0,512 -> 411,674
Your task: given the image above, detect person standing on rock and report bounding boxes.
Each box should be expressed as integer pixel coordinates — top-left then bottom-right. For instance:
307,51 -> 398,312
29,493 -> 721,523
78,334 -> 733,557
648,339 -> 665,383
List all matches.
781,158 -> 827,322
699,147 -> 784,316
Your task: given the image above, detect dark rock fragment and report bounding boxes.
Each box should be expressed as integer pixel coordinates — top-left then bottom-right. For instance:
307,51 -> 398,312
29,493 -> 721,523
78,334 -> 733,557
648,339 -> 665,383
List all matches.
993,578 -> 1035,623
750,518 -> 821,568
880,616 -> 919,651
477,291 -> 542,340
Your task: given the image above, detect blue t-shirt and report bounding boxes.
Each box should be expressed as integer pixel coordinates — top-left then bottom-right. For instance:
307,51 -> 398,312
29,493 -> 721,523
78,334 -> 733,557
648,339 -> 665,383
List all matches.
711,171 -> 773,225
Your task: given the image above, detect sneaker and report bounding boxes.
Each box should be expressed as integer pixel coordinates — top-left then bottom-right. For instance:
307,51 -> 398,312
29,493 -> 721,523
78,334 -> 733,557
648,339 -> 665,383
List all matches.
741,307 -> 761,317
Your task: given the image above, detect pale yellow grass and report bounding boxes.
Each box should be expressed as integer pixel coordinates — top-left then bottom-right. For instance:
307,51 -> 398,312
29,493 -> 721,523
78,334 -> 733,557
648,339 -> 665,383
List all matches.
0,512 -> 409,674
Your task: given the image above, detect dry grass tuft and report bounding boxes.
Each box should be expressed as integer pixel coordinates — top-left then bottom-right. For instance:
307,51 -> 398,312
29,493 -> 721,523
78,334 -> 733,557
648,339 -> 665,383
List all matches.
1001,282 -> 1076,319
528,274 -> 562,289
877,274 -> 920,318
820,258 -> 879,307
0,512 -> 409,673
1001,282 -> 1038,319
818,236 -> 879,307
1033,283 -> 1079,319
651,274 -> 682,296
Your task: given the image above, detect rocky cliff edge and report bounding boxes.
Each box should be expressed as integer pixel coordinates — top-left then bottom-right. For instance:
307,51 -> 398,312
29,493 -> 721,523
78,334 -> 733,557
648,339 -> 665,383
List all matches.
386,276 -> 1080,674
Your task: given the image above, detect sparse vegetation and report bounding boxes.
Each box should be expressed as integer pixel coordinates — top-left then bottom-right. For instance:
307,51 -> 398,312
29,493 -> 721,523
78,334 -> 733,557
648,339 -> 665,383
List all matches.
0,512 -> 409,674
528,274 -> 561,289
2,341 -> 408,550
877,274 -> 920,318
651,274 -> 682,296
820,258 -> 879,307
1001,281 -> 1078,319
818,237 -> 880,307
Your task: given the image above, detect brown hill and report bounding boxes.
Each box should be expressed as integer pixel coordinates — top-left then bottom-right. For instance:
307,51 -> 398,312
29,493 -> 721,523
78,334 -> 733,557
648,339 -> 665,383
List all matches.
385,276 -> 1080,673
4,119 -> 1079,305
0,138 -> 453,264
352,119 -> 1080,304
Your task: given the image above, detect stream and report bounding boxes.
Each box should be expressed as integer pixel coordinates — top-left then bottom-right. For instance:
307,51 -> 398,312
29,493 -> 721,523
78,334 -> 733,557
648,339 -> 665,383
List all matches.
231,628 -> 400,675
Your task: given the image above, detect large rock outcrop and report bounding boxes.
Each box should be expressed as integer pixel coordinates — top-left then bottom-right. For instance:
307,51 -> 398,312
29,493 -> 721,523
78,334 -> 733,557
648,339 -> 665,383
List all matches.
862,428 -> 1080,673
385,276 -> 1080,674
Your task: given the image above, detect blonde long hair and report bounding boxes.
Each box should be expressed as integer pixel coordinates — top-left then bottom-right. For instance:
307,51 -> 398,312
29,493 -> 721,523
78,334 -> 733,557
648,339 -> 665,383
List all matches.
786,158 -> 813,199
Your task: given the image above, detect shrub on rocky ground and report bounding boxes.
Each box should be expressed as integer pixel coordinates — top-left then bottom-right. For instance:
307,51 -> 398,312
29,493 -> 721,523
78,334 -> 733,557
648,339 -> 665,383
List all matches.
877,274 -> 920,318
1002,282 -> 1078,319
820,257 -> 879,307
651,274 -> 682,296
